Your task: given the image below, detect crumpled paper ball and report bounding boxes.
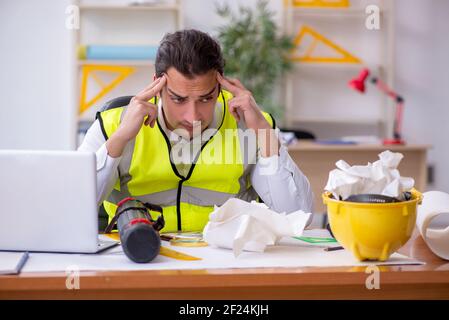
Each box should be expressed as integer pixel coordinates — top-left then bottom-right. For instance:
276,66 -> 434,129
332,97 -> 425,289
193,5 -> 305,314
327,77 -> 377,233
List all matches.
203,198 -> 312,257
324,150 -> 415,200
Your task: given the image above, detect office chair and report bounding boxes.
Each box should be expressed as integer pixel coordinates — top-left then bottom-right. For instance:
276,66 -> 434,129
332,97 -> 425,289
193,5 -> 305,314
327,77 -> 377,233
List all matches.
99,95 -> 133,113
279,127 -> 316,140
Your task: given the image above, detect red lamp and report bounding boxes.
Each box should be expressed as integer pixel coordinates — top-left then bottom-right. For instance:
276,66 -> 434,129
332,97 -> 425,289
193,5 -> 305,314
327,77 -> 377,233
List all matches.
349,68 -> 405,145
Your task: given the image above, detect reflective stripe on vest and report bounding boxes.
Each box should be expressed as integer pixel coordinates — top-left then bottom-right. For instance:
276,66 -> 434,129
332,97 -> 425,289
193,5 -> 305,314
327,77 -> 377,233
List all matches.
98,90 -> 275,232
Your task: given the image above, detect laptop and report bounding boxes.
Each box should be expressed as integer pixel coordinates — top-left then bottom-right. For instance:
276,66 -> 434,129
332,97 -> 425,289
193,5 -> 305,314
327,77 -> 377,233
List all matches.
0,150 -> 118,253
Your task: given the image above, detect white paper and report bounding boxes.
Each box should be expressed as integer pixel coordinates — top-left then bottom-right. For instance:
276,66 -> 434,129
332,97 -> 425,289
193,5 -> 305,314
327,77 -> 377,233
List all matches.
325,150 -> 415,200
416,191 -> 449,260
202,198 -> 312,257
21,236 -> 424,273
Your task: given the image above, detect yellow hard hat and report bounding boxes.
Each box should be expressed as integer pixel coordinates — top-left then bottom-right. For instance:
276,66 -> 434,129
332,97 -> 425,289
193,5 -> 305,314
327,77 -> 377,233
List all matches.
323,189 -> 423,261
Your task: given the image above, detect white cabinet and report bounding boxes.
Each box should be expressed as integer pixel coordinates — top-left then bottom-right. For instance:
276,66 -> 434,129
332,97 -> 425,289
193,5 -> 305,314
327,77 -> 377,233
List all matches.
73,0 -> 183,144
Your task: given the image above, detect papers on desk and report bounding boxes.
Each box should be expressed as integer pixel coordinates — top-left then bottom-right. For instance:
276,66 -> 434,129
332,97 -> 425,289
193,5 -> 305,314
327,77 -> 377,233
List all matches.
20,229 -> 424,273
0,252 -> 29,275
203,198 -> 312,257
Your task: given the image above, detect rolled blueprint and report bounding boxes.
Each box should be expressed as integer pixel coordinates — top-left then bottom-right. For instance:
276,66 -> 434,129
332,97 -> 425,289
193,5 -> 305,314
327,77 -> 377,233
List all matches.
416,191 -> 449,260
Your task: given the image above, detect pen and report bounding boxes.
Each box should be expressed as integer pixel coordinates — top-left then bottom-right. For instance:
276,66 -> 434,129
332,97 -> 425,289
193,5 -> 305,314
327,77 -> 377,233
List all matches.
324,246 -> 344,252
17,252 -> 29,274
160,234 -> 174,241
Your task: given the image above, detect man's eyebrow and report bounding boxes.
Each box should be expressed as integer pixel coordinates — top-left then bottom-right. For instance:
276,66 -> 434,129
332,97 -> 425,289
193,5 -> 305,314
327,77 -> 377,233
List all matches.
199,86 -> 217,98
167,86 -> 217,99
167,88 -> 187,99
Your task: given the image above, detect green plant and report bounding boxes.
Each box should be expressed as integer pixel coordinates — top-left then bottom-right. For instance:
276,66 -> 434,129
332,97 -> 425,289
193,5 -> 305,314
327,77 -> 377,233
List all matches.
216,0 -> 295,120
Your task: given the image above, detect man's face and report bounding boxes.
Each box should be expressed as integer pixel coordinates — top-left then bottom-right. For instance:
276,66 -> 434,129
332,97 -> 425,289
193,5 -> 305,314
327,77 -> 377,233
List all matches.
160,67 -> 220,139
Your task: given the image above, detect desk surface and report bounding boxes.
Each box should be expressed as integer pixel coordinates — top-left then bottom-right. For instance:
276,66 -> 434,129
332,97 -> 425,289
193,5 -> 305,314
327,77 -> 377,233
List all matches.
1,230 -> 448,299
288,141 -> 432,151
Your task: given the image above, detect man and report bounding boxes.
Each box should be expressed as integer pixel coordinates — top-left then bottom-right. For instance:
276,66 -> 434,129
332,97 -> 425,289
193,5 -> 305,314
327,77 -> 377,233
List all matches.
78,29 -> 313,232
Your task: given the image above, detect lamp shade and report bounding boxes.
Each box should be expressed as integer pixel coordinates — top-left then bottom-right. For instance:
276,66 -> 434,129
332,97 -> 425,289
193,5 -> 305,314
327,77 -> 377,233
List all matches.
348,68 -> 370,93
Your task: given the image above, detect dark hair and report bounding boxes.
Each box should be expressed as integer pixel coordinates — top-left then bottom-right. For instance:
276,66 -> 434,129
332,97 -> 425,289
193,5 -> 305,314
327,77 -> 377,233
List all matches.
155,29 -> 224,78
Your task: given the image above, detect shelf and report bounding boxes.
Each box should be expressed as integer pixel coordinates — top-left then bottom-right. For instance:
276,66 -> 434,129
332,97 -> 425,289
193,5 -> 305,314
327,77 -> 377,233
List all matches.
79,4 -> 180,12
77,59 -> 155,67
74,1 -> 183,146
289,8 -> 388,18
292,63 -> 383,71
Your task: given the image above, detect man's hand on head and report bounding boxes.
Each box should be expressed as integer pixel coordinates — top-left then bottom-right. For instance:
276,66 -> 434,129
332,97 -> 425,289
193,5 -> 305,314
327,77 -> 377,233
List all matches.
117,74 -> 166,140
106,75 -> 167,158
217,73 -> 271,132
217,73 -> 279,157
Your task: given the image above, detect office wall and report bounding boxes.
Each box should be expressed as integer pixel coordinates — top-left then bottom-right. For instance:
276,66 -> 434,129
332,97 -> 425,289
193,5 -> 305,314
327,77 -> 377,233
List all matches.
395,0 -> 449,193
183,0 -> 283,32
0,0 -> 77,150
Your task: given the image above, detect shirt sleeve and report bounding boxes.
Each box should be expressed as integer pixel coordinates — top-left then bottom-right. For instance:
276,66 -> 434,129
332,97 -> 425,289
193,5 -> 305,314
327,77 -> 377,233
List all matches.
77,120 -> 122,206
251,144 -> 314,225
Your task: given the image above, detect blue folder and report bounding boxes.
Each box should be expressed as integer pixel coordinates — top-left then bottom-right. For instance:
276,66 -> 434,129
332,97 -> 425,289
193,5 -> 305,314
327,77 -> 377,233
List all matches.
86,45 -> 158,60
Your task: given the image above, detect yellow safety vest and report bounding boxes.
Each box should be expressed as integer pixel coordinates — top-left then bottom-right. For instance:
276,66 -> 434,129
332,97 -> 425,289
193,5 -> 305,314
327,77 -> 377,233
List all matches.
97,90 -> 275,232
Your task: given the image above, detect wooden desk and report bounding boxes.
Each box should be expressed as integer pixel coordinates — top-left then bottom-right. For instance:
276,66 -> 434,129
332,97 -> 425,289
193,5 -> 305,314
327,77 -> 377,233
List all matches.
1,230 -> 448,299
287,142 -> 430,213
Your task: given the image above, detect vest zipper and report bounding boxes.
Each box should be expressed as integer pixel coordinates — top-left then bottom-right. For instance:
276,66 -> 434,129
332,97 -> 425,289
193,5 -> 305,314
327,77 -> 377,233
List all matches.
176,178 -> 186,231
157,91 -> 227,232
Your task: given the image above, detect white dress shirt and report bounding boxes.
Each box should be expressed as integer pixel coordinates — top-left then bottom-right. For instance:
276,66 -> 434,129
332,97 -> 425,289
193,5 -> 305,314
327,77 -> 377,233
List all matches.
78,100 -> 314,224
